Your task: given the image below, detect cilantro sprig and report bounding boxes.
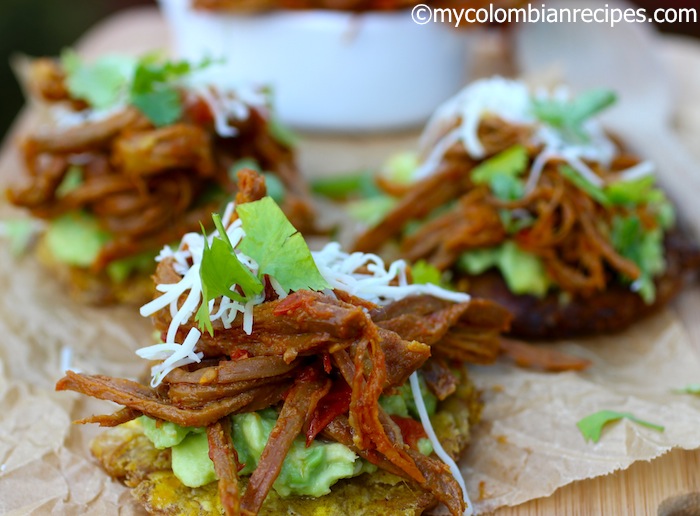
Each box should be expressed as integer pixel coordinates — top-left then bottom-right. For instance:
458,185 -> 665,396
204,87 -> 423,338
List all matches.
236,197 -> 329,293
60,50 -> 213,127
410,260 -> 455,291
195,197 -> 329,335
558,165 -> 672,304
533,89 -> 617,141
61,50 -> 135,109
410,260 -> 442,286
311,170 -> 381,200
195,213 -> 263,335
560,165 -> 673,215
130,55 -> 213,126
610,214 -> 665,304
577,410 -> 664,443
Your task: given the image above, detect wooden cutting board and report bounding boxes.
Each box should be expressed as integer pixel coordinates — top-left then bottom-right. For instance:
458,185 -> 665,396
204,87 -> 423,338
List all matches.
6,6 -> 700,515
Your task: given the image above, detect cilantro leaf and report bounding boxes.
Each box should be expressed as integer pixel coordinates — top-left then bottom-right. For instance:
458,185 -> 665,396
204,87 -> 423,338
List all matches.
673,384 -> 700,395
128,54 -> 213,126
203,219 -> 263,300
605,175 -> 656,205
60,50 -> 213,127
567,89 -> 618,127
611,215 -> 665,303
195,291 -> 214,337
410,260 -> 455,291
533,89 -> 617,141
577,410 -> 664,443
605,176 -> 676,229
236,197 -> 329,293
561,166 -> 675,234
471,145 -> 528,201
411,260 -> 443,287
129,54 -> 213,96
311,170 -> 381,200
202,239 -> 256,300
196,218 -> 263,335
653,197 -> 676,230
559,165 -> 609,205
60,50 -> 135,109
130,88 -> 182,127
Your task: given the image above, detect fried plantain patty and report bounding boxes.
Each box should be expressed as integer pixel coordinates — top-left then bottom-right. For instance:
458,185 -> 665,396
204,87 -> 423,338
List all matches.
465,232 -> 700,340
90,370 -> 481,515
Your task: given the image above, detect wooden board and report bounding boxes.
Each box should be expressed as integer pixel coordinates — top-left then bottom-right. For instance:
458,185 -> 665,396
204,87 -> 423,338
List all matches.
5,6 -> 700,515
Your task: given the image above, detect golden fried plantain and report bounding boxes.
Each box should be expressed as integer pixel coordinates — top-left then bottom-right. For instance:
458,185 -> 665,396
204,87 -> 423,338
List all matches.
90,369 -> 481,515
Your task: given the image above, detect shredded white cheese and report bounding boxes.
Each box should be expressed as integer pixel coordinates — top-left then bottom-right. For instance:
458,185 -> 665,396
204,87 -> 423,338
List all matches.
60,346 -> 76,373
419,77 -> 533,162
619,160 -> 655,181
50,65 -> 265,139
410,372 -> 473,516
312,242 -> 470,305
136,328 -> 203,387
51,103 -> 128,129
137,205 -> 469,386
415,77 -> 620,195
189,84 -> 268,138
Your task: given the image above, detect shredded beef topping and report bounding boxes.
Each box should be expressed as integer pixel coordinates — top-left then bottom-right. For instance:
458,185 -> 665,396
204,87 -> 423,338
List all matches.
58,248 -> 511,515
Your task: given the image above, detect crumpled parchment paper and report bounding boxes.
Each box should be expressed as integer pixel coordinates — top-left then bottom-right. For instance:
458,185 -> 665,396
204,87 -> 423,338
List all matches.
1,11 -> 700,516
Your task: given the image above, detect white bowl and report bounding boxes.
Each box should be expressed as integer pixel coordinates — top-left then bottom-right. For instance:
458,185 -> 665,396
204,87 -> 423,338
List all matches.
159,0 -> 475,132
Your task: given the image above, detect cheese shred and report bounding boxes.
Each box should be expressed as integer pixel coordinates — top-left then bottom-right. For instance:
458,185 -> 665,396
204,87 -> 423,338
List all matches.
137,204 -> 469,387
410,372 -> 473,516
416,77 -> 618,196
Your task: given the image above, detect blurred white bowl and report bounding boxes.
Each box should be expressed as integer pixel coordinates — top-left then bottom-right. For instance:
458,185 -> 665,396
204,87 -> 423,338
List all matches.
159,0 -> 475,132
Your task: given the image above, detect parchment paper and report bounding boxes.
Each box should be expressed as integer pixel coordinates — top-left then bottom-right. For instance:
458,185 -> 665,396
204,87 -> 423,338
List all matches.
1,19 -> 700,516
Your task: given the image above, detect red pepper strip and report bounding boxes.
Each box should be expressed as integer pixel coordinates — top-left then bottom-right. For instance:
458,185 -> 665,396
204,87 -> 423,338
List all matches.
390,415 -> 429,450
305,380 -> 352,446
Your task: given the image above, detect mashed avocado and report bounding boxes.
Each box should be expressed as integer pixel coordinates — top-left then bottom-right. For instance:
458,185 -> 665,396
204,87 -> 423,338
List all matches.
140,380 -> 441,495
105,251 -> 158,283
140,409 -> 366,496
44,212 -> 156,282
172,431 -> 218,488
380,374 -> 437,420
139,416 -> 199,449
458,241 -> 551,297
45,212 -> 109,267
382,151 -> 419,185
233,409 -> 364,497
